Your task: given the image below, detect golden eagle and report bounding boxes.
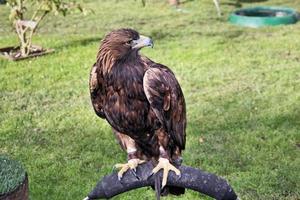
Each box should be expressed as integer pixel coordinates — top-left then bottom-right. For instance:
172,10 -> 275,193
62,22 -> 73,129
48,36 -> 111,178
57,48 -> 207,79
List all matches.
89,28 -> 186,196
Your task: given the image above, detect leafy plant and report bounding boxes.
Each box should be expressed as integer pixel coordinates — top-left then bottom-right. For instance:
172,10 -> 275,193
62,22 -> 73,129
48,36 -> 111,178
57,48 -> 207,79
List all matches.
0,155 -> 26,195
6,0 -> 87,57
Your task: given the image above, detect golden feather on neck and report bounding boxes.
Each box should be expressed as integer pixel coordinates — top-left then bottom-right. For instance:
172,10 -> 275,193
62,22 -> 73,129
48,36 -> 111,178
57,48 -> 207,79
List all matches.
96,29 -> 138,75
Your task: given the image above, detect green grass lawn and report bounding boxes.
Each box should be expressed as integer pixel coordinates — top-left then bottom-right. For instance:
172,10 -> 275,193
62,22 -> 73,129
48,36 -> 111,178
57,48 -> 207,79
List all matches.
1,0 -> 300,199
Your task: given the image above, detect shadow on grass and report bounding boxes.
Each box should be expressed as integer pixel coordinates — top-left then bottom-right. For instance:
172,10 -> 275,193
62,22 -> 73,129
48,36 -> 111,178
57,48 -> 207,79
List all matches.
190,91 -> 300,134
54,37 -> 102,51
223,0 -> 268,8
150,29 -> 177,41
205,111 -> 300,134
206,30 -> 244,39
187,98 -> 300,176
237,0 -> 268,2
147,18 -> 245,40
181,0 -> 195,4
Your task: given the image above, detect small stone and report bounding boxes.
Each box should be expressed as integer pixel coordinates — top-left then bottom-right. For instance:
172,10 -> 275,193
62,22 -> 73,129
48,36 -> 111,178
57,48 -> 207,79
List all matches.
199,137 -> 204,143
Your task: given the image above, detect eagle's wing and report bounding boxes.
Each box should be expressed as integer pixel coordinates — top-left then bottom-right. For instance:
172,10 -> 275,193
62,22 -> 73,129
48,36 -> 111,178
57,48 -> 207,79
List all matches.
89,63 -> 106,119
143,65 -> 186,150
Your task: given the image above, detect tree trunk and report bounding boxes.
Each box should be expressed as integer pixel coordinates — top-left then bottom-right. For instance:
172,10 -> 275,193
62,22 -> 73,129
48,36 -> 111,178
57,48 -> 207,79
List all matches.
169,0 -> 179,6
19,31 -> 30,56
15,20 -> 31,57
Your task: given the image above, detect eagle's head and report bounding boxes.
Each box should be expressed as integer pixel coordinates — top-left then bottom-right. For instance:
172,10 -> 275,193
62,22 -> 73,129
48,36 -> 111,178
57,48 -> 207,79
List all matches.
99,28 -> 153,61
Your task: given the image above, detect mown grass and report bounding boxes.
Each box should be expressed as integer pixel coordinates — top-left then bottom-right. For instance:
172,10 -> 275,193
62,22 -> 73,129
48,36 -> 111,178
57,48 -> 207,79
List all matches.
0,0 -> 300,199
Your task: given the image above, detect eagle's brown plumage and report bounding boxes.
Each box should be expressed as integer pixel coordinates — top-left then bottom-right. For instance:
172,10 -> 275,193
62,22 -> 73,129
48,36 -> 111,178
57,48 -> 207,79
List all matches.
89,28 -> 186,197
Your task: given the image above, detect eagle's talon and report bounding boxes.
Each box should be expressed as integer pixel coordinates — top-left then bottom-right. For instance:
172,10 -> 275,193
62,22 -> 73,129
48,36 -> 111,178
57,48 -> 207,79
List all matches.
130,169 -> 137,178
147,172 -> 154,180
152,157 -> 181,189
115,159 -> 145,181
176,173 -> 182,180
131,169 -> 141,180
118,175 -> 122,181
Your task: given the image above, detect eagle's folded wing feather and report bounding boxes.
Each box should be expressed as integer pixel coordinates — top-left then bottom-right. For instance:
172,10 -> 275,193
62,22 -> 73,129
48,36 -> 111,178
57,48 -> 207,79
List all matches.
89,63 -> 106,119
143,65 -> 186,150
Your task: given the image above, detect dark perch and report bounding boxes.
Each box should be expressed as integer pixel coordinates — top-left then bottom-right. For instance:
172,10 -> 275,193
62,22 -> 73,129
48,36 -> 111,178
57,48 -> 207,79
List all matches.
85,162 -> 238,200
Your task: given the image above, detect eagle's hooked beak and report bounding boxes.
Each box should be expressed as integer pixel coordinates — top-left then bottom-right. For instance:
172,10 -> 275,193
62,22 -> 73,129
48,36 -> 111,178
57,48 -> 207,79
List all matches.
132,35 -> 153,49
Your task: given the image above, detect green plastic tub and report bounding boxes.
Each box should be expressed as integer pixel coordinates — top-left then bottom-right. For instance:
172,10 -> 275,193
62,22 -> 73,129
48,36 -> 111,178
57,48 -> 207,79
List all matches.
229,6 -> 298,28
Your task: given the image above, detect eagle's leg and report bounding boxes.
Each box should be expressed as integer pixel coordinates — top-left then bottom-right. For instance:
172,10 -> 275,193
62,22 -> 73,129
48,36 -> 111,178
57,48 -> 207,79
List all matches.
113,130 -> 146,180
152,129 -> 181,189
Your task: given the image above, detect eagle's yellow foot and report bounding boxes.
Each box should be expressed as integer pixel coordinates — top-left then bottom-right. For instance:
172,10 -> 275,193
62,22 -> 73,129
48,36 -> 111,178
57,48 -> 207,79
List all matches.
152,157 -> 181,189
114,159 -> 145,180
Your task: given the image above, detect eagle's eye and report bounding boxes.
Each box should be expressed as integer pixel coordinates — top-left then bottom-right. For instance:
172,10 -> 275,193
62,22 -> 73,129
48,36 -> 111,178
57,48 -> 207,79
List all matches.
125,40 -> 132,46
